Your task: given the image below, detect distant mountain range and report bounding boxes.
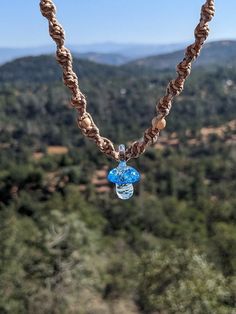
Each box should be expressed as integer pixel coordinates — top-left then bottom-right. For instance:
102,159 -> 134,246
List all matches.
75,52 -> 131,66
0,41 -> 236,82
0,42 -> 187,66
126,40 -> 236,70
1,40 -> 236,67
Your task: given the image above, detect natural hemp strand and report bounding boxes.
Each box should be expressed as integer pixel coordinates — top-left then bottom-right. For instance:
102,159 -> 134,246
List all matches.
39,0 -> 215,161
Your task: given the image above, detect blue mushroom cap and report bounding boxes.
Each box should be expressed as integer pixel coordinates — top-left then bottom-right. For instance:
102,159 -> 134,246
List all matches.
107,162 -> 140,185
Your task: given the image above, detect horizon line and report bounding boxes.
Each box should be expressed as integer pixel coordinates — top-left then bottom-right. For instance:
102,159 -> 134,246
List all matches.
0,38 -> 236,49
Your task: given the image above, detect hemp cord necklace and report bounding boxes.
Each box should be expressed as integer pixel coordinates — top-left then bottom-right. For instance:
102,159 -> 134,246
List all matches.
39,0 -> 215,200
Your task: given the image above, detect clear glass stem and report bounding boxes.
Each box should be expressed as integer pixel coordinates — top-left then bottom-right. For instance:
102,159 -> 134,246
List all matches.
115,183 -> 134,200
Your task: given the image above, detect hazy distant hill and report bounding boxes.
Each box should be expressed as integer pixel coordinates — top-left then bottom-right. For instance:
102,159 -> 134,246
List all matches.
0,46 -> 54,65
1,41 -> 236,67
126,40 -> 236,70
0,42 -> 186,65
71,42 -> 187,57
0,48 -> 130,67
1,40 -> 236,80
76,52 -> 131,66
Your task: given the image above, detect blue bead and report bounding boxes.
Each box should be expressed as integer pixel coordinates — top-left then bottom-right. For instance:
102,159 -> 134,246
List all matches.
107,161 -> 140,185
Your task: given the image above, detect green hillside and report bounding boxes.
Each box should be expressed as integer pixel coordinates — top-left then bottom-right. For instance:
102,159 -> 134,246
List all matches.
0,55 -> 236,313
1,54 -> 236,147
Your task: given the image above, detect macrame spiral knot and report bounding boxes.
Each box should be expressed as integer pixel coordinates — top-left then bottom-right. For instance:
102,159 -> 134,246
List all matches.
40,0 -> 56,18
86,127 -> 99,139
63,72 -> 77,89
71,94 -> 87,112
167,78 -> 185,96
56,47 -> 71,67
126,140 -> 146,160
157,96 -> 172,116
100,138 -> 117,157
49,21 -> 65,47
176,61 -> 192,78
201,1 -> 215,22
94,135 -> 104,147
185,44 -> 200,61
144,127 -> 159,143
195,24 -> 210,41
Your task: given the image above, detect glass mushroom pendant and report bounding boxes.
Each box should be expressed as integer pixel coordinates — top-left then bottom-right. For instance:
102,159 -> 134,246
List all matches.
107,145 -> 140,200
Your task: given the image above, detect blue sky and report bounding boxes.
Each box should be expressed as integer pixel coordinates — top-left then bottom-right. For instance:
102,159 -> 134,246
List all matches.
0,0 -> 235,47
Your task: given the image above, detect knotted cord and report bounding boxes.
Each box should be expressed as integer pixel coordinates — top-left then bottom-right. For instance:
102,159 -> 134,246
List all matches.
39,0 -> 215,161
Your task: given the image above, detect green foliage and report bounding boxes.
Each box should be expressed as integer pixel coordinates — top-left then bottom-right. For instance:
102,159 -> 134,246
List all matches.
1,56 -> 236,148
137,248 -> 230,314
0,56 -> 235,313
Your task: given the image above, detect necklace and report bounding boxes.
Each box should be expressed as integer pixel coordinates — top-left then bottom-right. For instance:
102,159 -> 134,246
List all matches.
39,0 -> 215,199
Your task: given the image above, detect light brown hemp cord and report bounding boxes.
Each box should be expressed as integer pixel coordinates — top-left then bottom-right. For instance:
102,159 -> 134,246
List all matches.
39,0 -> 215,161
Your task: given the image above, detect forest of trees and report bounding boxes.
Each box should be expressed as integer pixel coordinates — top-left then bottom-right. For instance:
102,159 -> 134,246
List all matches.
0,55 -> 236,313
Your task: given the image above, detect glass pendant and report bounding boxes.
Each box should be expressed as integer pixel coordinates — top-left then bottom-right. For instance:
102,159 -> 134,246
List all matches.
107,145 -> 140,200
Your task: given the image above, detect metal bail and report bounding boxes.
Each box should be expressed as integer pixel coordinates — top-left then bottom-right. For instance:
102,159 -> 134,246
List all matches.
118,144 -> 126,161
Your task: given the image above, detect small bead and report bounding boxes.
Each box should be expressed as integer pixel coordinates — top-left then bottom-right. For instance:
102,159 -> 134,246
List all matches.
80,117 -> 92,129
152,117 -> 167,130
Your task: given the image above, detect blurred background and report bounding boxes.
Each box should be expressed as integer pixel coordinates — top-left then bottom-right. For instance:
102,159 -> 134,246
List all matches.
0,1 -> 236,313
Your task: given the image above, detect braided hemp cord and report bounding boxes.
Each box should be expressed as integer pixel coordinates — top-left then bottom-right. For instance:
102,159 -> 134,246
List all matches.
39,0 -> 215,161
